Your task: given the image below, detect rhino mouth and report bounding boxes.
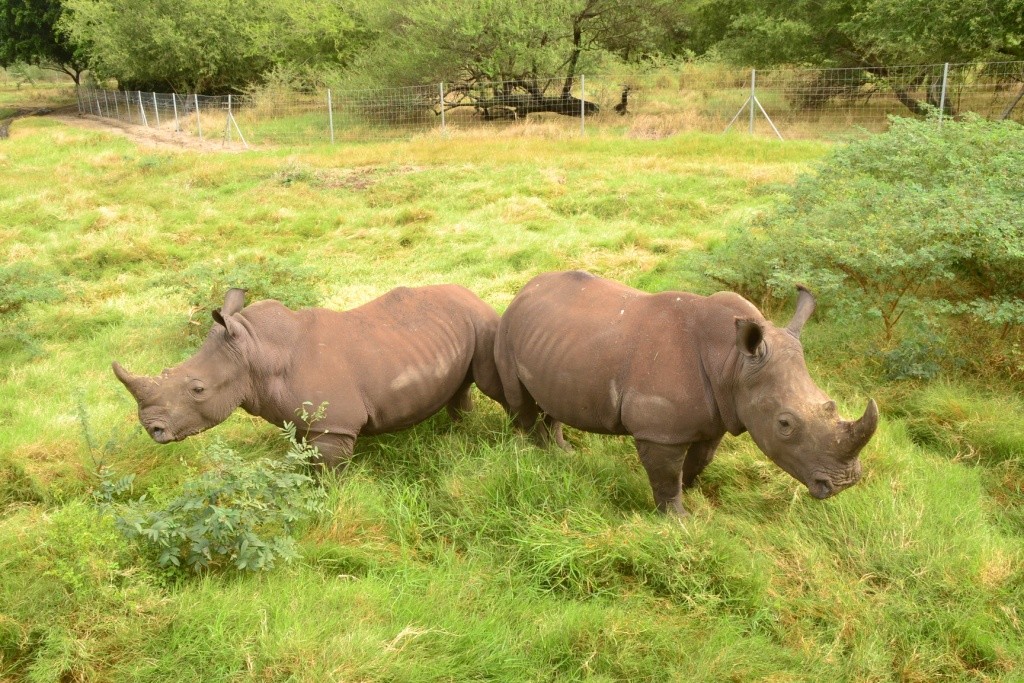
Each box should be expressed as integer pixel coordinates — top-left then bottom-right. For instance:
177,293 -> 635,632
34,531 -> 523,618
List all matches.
143,419 -> 199,444
810,478 -> 835,500
808,465 -> 862,500
144,422 -> 174,444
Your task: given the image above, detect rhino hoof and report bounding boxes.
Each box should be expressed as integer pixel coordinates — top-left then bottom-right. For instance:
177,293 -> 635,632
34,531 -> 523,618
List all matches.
664,501 -> 690,518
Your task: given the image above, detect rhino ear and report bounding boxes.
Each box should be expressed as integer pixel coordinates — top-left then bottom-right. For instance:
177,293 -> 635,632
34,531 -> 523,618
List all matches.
212,310 -> 246,339
222,288 -> 246,316
736,318 -> 765,359
211,288 -> 247,339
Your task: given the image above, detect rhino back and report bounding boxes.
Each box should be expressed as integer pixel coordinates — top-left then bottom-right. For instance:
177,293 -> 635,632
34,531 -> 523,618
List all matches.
499,273 -> 619,433
500,273 -> 708,440
291,286 -> 488,435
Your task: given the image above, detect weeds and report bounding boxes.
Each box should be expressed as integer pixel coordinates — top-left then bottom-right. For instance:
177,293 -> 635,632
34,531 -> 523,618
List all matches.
97,425 -> 327,573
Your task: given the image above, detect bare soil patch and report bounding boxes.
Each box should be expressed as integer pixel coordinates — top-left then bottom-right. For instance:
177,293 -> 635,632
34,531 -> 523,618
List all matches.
47,112 -> 248,152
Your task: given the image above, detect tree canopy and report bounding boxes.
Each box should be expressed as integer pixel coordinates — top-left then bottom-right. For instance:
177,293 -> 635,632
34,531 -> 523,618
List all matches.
5,0 -> 1021,94
688,0 -> 1024,68
344,0 -> 683,87
59,0 -> 364,92
0,0 -> 85,82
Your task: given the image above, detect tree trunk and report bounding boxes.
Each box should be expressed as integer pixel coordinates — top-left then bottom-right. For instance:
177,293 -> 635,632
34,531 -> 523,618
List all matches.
926,76 -> 955,117
891,88 -> 929,116
1000,82 -> 1024,120
473,92 -> 599,118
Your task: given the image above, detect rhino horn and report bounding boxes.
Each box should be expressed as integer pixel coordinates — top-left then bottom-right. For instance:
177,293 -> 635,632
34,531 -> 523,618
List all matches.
838,399 -> 878,457
785,285 -> 816,339
112,361 -> 155,402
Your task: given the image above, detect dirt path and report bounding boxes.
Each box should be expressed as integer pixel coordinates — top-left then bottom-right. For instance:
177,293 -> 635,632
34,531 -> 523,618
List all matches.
49,111 -> 249,152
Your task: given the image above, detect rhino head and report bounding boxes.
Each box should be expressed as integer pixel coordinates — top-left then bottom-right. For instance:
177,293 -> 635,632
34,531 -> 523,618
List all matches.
112,288 -> 253,444
732,286 -> 878,499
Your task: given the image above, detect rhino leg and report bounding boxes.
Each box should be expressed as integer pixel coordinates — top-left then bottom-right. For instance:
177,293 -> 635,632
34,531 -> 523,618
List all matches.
469,335 -> 507,410
446,382 -> 474,422
497,376 -> 568,451
636,439 -> 689,517
309,432 -> 356,471
682,436 -> 723,489
502,379 -> 541,435
542,415 -> 572,452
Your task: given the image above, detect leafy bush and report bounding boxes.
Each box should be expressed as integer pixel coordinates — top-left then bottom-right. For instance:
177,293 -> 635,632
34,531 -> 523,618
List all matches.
704,116 -> 1024,344
881,335 -> 948,381
97,424 -> 327,573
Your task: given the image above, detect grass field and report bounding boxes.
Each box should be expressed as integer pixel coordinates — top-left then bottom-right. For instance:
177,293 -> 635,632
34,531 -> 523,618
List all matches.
1,114 -> 1023,682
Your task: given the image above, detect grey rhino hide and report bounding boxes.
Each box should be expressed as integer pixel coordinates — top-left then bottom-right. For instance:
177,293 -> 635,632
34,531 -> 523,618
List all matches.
494,270 -> 878,516
113,286 -> 506,466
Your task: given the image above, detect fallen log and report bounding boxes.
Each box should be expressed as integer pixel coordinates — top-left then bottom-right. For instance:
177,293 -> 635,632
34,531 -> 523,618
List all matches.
447,91 -> 599,119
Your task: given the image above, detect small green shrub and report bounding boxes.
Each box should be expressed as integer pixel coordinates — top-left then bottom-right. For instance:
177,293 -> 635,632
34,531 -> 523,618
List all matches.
703,116 -> 1024,348
0,457 -> 43,509
0,263 -> 62,315
881,332 -> 949,381
98,423 -> 328,573
163,255 -> 323,340
179,256 -> 322,310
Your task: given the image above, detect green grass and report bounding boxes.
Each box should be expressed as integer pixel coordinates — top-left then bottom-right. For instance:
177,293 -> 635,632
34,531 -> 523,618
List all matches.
0,73 -> 76,110
1,115 -> 1022,682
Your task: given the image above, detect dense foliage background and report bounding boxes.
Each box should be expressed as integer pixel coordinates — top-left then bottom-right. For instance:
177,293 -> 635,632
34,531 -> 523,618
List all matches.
2,0 -> 1022,92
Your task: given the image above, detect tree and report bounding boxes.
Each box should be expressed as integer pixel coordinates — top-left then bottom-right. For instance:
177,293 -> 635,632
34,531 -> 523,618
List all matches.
690,0 -> 1023,67
702,116 -> 1024,347
0,0 -> 85,83
344,0 -> 685,119
688,0 -> 1024,116
59,0 -> 364,92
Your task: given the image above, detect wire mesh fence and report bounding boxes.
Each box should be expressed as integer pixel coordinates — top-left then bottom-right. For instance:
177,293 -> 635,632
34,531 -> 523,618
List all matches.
76,61 -> 1024,146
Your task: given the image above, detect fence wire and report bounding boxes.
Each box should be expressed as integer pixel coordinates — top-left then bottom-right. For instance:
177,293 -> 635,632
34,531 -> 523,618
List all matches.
76,61 -> 1024,146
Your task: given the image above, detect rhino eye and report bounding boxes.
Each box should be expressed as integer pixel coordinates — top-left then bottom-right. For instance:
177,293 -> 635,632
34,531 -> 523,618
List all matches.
777,416 -> 795,437
189,381 -> 206,398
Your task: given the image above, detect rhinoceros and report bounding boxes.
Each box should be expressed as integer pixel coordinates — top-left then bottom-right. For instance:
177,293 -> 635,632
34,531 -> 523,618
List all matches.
113,286 -> 505,466
494,271 -> 878,515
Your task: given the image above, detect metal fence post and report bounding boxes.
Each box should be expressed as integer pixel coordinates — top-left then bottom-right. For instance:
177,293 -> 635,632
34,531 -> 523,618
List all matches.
328,89 -> 335,144
75,85 -> 83,114
225,94 -> 232,142
137,91 -> 149,126
103,90 -> 111,118
124,90 -> 132,124
113,90 -> 120,120
580,74 -> 586,135
938,62 -> 950,127
749,69 -> 756,134
439,82 -> 446,133
194,94 -> 202,139
152,92 -> 161,127
172,93 -> 179,131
